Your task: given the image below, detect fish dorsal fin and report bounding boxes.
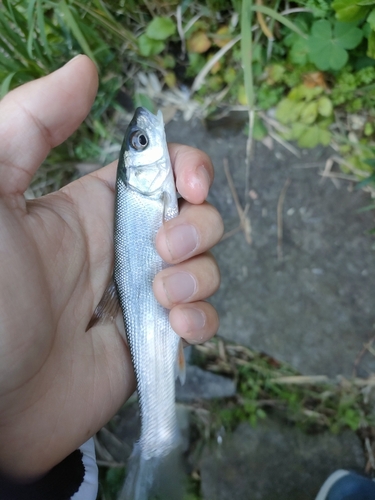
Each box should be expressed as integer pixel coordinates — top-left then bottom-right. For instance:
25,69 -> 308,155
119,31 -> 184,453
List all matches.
175,338 -> 186,385
157,109 -> 164,125
86,278 -> 120,331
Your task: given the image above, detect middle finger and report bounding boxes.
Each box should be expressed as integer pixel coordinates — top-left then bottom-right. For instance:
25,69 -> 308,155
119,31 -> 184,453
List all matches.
155,200 -> 224,264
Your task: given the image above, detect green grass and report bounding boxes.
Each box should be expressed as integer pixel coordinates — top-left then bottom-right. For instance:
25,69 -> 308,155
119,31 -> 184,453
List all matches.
3,0 -> 375,194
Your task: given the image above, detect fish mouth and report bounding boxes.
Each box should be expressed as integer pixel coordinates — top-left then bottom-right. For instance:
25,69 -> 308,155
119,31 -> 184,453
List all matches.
132,107 -> 163,129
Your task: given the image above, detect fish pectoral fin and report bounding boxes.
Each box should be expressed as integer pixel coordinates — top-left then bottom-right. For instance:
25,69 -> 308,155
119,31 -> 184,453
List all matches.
162,189 -> 179,222
86,278 -> 120,332
175,338 -> 186,385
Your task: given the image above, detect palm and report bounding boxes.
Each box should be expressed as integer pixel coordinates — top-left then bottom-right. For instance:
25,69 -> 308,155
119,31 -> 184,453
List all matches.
0,168 -> 133,477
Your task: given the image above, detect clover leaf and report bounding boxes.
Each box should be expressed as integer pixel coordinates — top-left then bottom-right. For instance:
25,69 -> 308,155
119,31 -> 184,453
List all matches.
146,17 -> 176,41
138,34 -> 165,57
307,20 -> 363,70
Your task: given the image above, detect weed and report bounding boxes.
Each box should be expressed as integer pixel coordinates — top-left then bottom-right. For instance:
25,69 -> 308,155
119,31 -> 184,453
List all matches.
193,338 -> 375,435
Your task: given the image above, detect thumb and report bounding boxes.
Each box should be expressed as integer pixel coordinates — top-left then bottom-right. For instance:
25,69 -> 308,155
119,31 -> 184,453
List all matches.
0,55 -> 98,198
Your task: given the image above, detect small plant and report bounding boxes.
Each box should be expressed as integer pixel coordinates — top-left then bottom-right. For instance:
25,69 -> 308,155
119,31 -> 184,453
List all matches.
276,84 -> 333,148
193,338 -> 375,435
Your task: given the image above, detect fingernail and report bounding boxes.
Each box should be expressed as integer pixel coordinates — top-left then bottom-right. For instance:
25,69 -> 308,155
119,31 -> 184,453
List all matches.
197,165 -> 211,192
163,272 -> 196,303
182,308 -> 206,334
66,54 -> 83,66
166,224 -> 198,260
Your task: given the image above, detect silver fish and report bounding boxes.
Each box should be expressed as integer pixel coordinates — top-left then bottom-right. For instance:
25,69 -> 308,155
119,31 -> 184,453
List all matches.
114,107 -> 185,500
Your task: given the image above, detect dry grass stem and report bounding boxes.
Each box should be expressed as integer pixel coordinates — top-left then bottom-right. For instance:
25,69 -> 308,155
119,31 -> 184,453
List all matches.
218,339 -> 228,362
191,35 -> 241,93
183,13 -> 202,35
271,375 -> 330,384
176,5 -> 186,56
319,171 -> 358,182
280,8 -> 314,15
97,460 -> 125,468
365,437 -> 375,471
268,130 -> 301,157
319,157 -> 341,189
223,158 -> 252,244
256,0 -> 274,40
353,335 -> 375,377
292,162 -> 325,169
259,111 -> 290,134
94,435 -> 115,462
271,374 -> 375,387
331,155 -> 372,178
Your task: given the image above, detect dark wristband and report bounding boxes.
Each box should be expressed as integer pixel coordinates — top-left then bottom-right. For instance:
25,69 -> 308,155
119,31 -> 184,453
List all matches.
0,449 -> 85,500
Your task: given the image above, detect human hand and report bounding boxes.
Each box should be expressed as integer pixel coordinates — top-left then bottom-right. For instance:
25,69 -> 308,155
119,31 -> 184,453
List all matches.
0,56 -> 223,480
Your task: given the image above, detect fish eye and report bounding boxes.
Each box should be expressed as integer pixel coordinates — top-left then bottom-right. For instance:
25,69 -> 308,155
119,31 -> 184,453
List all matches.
130,130 -> 149,150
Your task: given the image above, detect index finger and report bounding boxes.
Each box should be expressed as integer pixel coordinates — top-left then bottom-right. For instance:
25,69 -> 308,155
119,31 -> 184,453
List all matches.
168,144 -> 214,204
92,144 -> 214,205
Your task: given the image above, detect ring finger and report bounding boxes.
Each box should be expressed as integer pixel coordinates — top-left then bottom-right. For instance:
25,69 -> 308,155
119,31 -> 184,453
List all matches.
153,252 -> 220,308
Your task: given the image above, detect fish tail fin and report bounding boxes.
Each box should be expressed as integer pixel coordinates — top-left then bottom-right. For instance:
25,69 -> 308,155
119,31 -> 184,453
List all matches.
117,443 -> 184,500
117,443 -> 152,500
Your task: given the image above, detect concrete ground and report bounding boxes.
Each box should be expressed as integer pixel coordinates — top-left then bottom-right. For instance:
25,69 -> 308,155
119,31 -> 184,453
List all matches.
166,115 -> 375,379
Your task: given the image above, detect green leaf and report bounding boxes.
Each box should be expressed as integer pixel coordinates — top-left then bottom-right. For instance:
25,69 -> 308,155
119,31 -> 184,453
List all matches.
137,34 -> 165,56
36,0 -> 51,57
0,71 -> 16,98
334,22 -> 363,49
27,0 -> 37,32
241,0 -> 254,110
0,51 -> 21,72
332,0 -> 369,21
368,29 -> 375,58
276,99 -> 304,124
289,122 -> 306,139
358,0 -> 375,5
357,203 -> 375,212
251,4 -> 307,38
253,116 -> 267,140
289,38 -> 309,65
0,11 -> 29,60
27,11 -> 36,58
356,174 -> 375,188
300,102 -> 318,124
317,96 -> 333,116
145,16 -> 176,41
58,0 -> 98,66
367,8 -> 375,29
298,125 -> 330,148
364,158 -> 375,167
311,19 -> 332,39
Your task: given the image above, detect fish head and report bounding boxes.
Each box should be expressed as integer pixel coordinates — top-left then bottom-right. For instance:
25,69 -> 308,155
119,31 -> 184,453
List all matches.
119,107 -> 170,196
